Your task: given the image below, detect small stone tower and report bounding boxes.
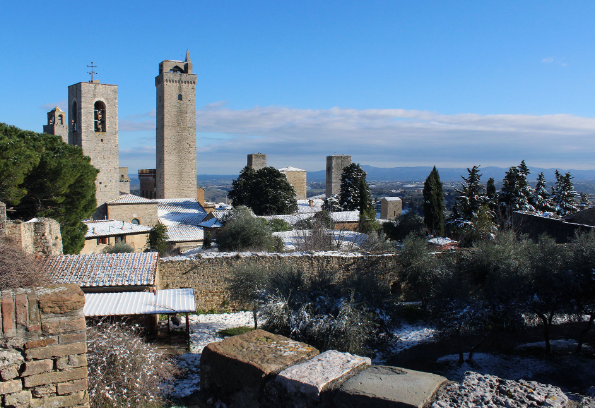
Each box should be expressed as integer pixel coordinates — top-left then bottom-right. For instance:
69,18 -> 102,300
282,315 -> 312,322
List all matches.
247,153 -> 267,170
43,107 -> 68,143
156,50 -> 197,199
68,79 -> 120,219
326,155 -> 351,198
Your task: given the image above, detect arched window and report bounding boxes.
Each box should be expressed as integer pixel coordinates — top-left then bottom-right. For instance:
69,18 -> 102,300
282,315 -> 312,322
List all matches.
71,102 -> 78,131
58,114 -> 63,125
178,94 -> 183,101
94,101 -> 106,132
131,218 -> 140,225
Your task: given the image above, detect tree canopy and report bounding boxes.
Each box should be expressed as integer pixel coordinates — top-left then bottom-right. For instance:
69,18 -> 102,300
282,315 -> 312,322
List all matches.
228,166 -> 298,216
0,123 -> 98,254
451,165 -> 487,222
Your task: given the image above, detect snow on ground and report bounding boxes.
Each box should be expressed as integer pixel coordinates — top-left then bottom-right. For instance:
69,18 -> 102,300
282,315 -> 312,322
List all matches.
273,229 -> 366,251
391,323 -> 437,354
168,312 -> 254,399
161,247 -> 388,261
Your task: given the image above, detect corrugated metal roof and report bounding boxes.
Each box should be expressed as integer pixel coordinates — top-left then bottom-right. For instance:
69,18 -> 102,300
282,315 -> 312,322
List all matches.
83,220 -> 152,238
42,252 -> 158,287
106,194 -> 157,205
84,288 -> 195,316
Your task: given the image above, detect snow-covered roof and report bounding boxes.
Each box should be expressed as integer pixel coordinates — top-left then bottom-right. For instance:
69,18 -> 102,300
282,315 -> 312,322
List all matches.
296,199 -> 324,214
83,220 -> 152,238
279,166 -> 306,172
157,199 -> 207,242
84,288 -> 195,316
263,213 -> 315,225
43,252 -> 158,288
198,218 -> 223,228
382,197 -> 402,201
427,237 -> 457,246
106,194 -> 156,205
330,211 -> 360,222
211,209 -> 231,220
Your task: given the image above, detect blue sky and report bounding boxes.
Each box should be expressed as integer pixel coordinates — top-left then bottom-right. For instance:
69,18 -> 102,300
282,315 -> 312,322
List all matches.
2,1 -> 595,175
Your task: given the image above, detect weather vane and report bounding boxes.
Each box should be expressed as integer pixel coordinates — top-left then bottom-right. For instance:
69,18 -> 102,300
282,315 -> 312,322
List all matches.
87,62 -> 97,82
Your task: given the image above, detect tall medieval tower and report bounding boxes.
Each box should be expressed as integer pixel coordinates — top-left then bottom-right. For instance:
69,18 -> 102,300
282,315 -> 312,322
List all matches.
155,50 -> 197,199
43,107 -> 68,143
68,80 -> 120,219
326,155 -> 352,198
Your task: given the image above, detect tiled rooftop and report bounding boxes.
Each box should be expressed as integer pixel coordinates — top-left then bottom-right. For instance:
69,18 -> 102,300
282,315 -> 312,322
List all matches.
106,194 -> 156,205
83,220 -> 152,238
157,199 -> 207,242
42,252 -> 159,288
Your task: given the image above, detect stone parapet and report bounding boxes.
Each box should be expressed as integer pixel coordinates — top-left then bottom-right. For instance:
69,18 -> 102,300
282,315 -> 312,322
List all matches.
0,284 -> 89,407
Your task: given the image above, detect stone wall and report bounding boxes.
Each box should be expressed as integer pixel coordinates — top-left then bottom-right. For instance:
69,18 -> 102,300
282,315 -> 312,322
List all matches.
512,211 -> 595,243
159,254 -> 398,310
0,284 -> 89,407
282,169 -> 307,200
247,153 -> 267,170
2,218 -> 63,256
107,202 -> 159,227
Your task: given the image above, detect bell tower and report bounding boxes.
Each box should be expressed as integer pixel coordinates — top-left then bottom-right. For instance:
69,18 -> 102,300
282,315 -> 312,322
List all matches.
43,107 -> 68,143
155,50 -> 197,199
68,77 -> 119,219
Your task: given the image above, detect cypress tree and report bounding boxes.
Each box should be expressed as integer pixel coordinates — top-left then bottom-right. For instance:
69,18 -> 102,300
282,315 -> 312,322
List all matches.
423,166 -> 444,236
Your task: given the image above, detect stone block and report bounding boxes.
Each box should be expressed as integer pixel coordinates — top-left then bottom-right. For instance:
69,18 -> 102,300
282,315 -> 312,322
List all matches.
32,384 -> 56,398
41,317 -> 86,335
1,364 -> 20,380
59,333 -> 86,345
26,342 -> 86,360
56,354 -> 87,370
22,359 -> 53,377
0,350 -> 24,370
23,366 -> 87,388
2,295 -> 14,334
0,379 -> 22,395
15,295 -> 27,328
4,390 -> 31,407
200,329 -> 318,401
31,390 -> 87,407
25,338 -> 57,349
57,379 -> 87,395
38,285 -> 85,314
273,350 -> 370,403
334,366 -> 448,408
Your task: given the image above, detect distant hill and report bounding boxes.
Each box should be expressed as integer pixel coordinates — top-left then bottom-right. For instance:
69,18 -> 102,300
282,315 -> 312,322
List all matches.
125,166 -> 595,188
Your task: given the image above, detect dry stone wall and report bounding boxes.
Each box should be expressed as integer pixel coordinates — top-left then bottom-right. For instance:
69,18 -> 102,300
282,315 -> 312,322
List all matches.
0,284 -> 88,407
159,254 -> 398,310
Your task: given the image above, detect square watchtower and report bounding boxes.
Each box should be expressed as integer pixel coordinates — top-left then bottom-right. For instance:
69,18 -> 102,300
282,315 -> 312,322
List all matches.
43,107 -> 68,143
68,80 -> 120,219
326,155 -> 352,198
155,50 -> 197,199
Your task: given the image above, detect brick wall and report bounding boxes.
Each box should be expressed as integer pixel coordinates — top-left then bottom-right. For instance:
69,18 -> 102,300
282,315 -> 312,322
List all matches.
159,254 -> 398,310
0,284 -> 89,407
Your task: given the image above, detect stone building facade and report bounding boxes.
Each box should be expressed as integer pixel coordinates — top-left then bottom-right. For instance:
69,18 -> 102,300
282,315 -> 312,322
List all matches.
247,153 -> 267,170
42,107 -> 68,143
156,51 -> 197,199
380,197 -> 403,220
139,169 -> 157,199
119,167 -> 130,194
68,80 -> 120,219
280,167 -> 307,200
326,155 -> 351,198
0,284 -> 89,407
106,195 -> 159,227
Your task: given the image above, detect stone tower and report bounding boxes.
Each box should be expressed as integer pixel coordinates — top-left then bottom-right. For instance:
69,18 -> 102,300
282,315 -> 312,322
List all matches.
43,107 -> 68,143
156,50 -> 197,199
247,153 -> 267,170
326,155 -> 351,198
68,80 -> 120,219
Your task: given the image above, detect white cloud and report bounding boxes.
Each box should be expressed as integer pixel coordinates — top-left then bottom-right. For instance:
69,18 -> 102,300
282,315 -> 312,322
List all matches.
541,56 -> 568,67
542,57 -> 554,63
117,105 -> 595,173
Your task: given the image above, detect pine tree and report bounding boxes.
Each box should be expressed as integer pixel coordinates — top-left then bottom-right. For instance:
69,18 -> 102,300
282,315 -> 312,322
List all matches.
498,161 -> 534,214
1,123 -> 98,254
339,163 -> 373,214
423,166 -> 444,236
486,177 -> 499,214
452,165 -> 487,222
530,172 -> 555,212
552,170 -> 578,216
228,166 -> 298,215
